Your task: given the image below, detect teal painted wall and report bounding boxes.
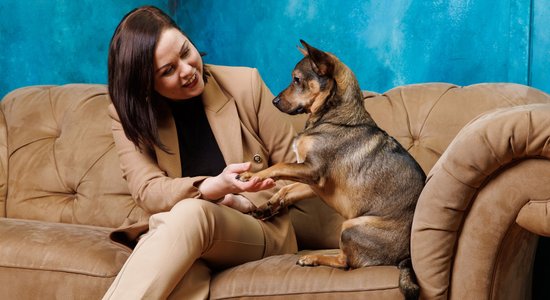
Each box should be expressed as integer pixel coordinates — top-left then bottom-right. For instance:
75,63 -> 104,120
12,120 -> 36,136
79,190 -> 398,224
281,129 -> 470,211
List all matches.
178,0 -> 549,94
1,0 -> 549,98
0,0 -> 172,98
531,0 -> 550,91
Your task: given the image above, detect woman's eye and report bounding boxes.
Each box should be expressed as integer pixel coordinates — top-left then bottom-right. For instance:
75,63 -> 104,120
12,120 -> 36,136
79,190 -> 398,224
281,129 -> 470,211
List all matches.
162,66 -> 175,76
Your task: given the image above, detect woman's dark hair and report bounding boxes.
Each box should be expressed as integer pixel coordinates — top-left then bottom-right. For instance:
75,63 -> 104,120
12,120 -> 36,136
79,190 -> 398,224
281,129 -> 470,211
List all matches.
108,6 -> 202,152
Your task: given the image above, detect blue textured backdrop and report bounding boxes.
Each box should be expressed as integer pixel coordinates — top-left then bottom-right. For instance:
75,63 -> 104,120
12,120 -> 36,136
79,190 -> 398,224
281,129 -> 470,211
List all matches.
0,0 -> 172,98
531,0 -> 550,91
1,0 -> 549,98
177,0 -> 546,94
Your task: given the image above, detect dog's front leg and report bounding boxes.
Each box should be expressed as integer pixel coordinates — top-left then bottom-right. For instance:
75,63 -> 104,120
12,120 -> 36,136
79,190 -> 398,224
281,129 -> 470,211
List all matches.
237,162 -> 319,185
253,183 -> 315,219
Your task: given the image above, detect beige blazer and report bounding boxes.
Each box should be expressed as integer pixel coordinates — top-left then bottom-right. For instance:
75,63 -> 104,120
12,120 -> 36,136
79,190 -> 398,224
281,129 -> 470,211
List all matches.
109,65 -> 297,256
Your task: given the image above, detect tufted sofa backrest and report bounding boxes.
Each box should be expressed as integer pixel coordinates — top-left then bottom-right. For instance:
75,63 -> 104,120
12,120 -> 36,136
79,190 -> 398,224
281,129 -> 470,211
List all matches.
1,83 -> 549,233
0,84 -> 143,227
364,82 -> 550,174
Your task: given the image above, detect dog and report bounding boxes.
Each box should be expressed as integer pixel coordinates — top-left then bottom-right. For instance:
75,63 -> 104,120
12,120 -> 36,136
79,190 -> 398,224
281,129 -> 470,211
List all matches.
237,40 -> 426,299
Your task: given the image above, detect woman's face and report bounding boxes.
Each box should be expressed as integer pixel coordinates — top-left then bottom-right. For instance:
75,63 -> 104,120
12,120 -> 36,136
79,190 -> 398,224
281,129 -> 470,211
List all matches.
153,28 -> 205,100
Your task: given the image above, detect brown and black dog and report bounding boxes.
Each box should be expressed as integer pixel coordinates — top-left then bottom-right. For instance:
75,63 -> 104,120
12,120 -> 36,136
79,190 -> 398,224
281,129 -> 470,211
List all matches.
237,40 -> 426,299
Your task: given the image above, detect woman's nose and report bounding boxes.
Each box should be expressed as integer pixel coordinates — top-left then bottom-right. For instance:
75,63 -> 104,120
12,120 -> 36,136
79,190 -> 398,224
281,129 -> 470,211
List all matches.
179,61 -> 193,79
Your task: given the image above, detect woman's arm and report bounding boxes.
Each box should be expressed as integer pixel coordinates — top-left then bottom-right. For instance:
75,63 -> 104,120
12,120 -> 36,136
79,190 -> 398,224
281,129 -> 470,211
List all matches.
110,102 -> 278,214
109,104 -> 208,214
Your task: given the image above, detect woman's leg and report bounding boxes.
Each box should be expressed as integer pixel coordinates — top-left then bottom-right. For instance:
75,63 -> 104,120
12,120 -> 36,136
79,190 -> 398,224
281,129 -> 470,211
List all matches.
103,199 -> 265,300
167,260 -> 211,300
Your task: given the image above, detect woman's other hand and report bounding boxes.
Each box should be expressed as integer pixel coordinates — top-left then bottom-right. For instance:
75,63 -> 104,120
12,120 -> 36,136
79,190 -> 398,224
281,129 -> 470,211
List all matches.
218,194 -> 256,213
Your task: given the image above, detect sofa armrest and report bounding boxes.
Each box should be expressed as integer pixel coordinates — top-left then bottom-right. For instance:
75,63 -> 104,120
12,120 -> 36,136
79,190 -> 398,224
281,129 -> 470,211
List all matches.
411,104 -> 550,300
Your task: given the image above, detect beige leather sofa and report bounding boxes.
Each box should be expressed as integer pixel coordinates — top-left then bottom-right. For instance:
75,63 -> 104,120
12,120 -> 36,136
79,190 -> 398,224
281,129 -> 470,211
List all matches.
1,83 -> 549,299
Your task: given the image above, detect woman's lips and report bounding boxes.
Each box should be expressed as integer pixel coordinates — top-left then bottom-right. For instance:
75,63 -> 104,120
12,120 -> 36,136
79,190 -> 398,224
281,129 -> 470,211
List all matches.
182,72 -> 198,88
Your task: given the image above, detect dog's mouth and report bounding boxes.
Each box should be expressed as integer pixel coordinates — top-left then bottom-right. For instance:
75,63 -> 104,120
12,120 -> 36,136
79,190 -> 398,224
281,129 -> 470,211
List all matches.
273,96 -> 308,115
276,105 -> 307,115
283,106 -> 306,115
290,107 -> 306,115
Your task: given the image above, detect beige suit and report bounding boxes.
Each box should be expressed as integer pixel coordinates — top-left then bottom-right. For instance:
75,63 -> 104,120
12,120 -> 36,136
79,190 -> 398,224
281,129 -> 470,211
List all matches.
103,65 -> 298,299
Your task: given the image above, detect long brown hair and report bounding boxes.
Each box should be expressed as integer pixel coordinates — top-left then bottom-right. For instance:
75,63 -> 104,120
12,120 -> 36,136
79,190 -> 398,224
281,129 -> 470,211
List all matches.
108,6 -> 199,152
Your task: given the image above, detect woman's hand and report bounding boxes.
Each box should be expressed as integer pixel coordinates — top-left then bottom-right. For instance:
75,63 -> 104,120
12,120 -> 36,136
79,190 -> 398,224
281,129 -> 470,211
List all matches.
198,162 -> 275,201
218,194 -> 256,213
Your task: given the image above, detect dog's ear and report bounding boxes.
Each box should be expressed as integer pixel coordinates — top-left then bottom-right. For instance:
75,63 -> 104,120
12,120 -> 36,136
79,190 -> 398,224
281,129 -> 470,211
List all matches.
299,40 -> 334,76
297,44 -> 308,56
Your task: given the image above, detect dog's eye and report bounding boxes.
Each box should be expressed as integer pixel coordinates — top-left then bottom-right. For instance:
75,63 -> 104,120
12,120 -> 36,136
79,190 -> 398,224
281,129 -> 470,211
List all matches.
293,77 -> 301,85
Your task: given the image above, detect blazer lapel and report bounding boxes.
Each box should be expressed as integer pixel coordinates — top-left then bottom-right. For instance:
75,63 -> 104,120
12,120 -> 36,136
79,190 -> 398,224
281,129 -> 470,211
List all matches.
202,74 -> 243,166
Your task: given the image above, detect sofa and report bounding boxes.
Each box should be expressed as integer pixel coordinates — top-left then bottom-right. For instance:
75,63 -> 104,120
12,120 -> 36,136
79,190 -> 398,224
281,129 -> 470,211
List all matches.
1,82 -> 549,299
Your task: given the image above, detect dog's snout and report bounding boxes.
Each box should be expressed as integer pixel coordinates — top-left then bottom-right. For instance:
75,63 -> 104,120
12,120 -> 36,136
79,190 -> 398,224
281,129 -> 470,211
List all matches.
273,96 -> 281,105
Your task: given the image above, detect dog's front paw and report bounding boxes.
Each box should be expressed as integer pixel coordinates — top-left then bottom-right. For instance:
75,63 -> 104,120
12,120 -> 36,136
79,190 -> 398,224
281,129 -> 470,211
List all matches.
236,171 -> 254,182
296,255 -> 320,267
252,193 -> 286,220
251,204 -> 278,220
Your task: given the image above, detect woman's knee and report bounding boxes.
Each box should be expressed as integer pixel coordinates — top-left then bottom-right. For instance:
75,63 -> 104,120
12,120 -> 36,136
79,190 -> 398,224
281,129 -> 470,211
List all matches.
149,199 -> 218,237
171,198 -> 218,217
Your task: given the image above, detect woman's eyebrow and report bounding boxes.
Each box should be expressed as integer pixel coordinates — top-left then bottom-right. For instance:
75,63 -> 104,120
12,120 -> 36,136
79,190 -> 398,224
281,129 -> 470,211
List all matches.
179,40 -> 189,56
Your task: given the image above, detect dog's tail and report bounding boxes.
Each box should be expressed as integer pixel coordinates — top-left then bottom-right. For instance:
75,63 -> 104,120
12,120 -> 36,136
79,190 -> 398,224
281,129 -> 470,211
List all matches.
398,258 -> 420,300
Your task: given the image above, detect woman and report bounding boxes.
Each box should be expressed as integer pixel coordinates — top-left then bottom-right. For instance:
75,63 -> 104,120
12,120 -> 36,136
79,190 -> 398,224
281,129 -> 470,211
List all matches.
103,6 -> 297,299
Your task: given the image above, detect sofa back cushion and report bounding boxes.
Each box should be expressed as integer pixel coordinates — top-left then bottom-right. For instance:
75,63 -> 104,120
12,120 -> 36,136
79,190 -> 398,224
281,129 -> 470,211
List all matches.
1,84 -> 142,228
364,83 -> 550,174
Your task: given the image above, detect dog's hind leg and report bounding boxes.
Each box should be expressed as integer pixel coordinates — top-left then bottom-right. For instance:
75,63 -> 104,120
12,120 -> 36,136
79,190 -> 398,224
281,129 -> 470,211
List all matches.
253,183 -> 316,219
296,250 -> 348,269
340,216 -> 409,268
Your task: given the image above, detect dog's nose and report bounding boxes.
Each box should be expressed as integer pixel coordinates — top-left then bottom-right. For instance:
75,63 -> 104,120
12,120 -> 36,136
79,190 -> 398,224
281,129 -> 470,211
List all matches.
273,97 -> 281,105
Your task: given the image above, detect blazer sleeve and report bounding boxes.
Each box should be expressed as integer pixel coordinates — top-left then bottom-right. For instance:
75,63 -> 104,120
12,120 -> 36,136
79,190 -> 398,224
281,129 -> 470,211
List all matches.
239,68 -> 297,207
108,104 -> 209,214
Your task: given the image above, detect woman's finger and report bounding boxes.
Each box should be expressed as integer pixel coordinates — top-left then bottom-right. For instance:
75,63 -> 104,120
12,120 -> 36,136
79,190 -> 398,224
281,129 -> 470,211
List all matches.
225,162 -> 251,174
236,177 -> 275,192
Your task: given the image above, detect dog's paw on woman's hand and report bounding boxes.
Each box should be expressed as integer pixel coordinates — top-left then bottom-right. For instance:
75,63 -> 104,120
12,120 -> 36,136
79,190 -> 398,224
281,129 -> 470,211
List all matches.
235,171 -> 253,182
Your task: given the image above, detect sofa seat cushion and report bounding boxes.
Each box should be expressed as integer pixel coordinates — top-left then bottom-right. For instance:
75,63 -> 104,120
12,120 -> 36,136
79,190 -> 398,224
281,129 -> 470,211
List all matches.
210,250 -> 403,299
0,218 -> 130,299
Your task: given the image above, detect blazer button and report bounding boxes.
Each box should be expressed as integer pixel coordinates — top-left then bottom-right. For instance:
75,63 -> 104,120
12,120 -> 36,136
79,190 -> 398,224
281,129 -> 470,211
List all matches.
253,154 -> 262,163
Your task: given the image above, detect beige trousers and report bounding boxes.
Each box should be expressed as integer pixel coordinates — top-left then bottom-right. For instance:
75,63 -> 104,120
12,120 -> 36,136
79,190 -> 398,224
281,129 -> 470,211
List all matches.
103,199 -> 267,300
